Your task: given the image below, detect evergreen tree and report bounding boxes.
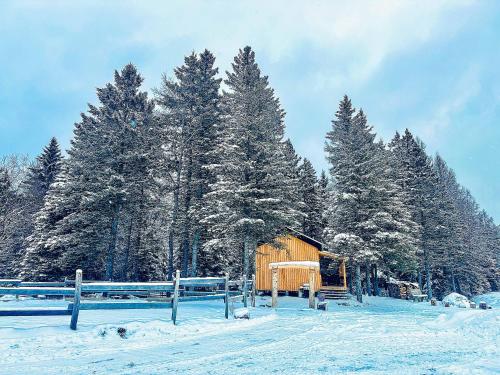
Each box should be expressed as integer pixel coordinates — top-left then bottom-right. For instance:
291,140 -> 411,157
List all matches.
20,139 -> 62,249
323,97 -> 379,302
298,158 -> 322,239
324,98 -> 418,301
25,64 -> 156,281
281,139 -> 305,231
388,130 -> 441,298
317,170 -> 330,242
0,168 -> 20,277
155,50 -> 222,277
372,141 -> 418,284
202,46 -> 298,277
23,137 -> 62,204
0,155 -> 35,278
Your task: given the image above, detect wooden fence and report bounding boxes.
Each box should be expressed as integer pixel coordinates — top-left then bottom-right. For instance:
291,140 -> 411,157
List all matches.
0,270 -> 256,330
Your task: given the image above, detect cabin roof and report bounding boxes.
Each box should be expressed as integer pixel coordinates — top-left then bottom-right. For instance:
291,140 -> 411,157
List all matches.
258,228 -> 346,260
286,227 -> 326,250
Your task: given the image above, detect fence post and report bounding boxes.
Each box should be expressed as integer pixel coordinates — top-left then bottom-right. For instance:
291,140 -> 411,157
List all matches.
70,269 -> 82,330
309,267 -> 316,309
251,274 -> 256,307
171,270 -> 180,324
242,274 -> 248,307
271,266 -> 278,308
224,273 -> 229,319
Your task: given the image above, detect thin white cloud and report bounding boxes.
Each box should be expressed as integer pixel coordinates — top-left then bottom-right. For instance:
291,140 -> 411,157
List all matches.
419,66 -> 481,144
2,0 -> 477,87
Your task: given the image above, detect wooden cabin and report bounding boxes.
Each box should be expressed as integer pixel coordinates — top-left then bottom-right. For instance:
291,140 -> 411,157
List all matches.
255,232 -> 347,294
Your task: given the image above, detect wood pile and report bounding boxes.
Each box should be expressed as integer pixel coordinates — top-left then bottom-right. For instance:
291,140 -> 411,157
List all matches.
387,279 -> 420,300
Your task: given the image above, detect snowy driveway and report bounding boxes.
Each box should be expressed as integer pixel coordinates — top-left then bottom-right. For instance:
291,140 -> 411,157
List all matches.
0,294 -> 498,374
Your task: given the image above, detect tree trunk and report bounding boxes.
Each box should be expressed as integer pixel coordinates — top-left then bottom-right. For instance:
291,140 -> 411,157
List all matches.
418,270 -> 423,291
121,217 -> 133,281
450,268 -> 457,293
191,231 -> 200,277
167,168 -> 182,281
365,262 -> 372,296
243,232 -> 251,279
181,236 -> 190,277
181,148 -> 193,278
424,256 -> 432,300
106,202 -> 121,281
349,265 -> 354,294
373,264 -> 379,296
456,277 -> 462,295
355,264 -> 362,303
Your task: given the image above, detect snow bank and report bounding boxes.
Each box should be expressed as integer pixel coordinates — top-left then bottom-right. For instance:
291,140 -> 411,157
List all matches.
442,292 -> 470,308
0,295 -> 498,374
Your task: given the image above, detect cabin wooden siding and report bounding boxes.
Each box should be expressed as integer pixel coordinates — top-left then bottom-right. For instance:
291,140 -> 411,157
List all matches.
255,235 -> 322,292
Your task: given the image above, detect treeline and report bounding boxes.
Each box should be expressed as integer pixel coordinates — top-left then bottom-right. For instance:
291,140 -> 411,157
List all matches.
0,46 -> 498,299
324,97 -> 498,300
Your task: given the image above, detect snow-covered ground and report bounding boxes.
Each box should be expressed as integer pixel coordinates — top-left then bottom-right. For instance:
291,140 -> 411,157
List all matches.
0,293 -> 498,375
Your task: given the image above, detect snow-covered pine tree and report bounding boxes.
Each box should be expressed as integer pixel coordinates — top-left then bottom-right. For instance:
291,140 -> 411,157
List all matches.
323,97 -> 380,302
25,64 -> 156,281
371,141 -> 419,290
23,137 -> 62,205
280,139 -> 305,231
453,187 -> 499,295
324,98 -> 419,300
388,130 -> 441,298
0,168 -> 20,277
317,170 -> 330,242
18,138 -> 63,278
432,154 -> 467,296
298,158 -> 323,239
201,46 -> 298,278
155,50 -> 222,277
0,155 -> 34,278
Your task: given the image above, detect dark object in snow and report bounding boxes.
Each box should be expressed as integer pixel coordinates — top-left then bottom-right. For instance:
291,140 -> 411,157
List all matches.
233,308 -> 249,319
469,302 -> 476,309
430,298 -> 437,306
317,301 -> 328,311
317,292 -> 325,302
117,327 -> 127,338
444,302 -> 450,307
479,301 -> 487,310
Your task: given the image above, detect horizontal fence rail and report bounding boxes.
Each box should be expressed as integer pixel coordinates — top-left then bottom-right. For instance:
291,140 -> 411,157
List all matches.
0,271 -> 255,330
0,287 -> 75,296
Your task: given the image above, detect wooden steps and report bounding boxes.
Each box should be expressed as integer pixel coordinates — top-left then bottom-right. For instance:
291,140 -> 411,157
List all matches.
319,288 -> 349,300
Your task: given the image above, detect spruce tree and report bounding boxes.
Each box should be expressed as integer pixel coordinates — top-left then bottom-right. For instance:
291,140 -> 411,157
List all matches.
25,64 -> 156,281
23,137 -> 62,204
298,158 -> 322,239
0,168 -> 19,277
324,98 -> 418,301
324,97 -> 378,302
19,139 -> 63,279
155,50 -> 222,277
388,130 -> 441,298
202,46 -> 298,277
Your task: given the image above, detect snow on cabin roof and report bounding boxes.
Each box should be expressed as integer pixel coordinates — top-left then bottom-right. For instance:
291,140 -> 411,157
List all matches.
269,261 -> 320,269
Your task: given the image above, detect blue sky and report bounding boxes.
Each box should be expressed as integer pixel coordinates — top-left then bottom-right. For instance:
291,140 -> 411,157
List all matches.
1,0 -> 499,222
